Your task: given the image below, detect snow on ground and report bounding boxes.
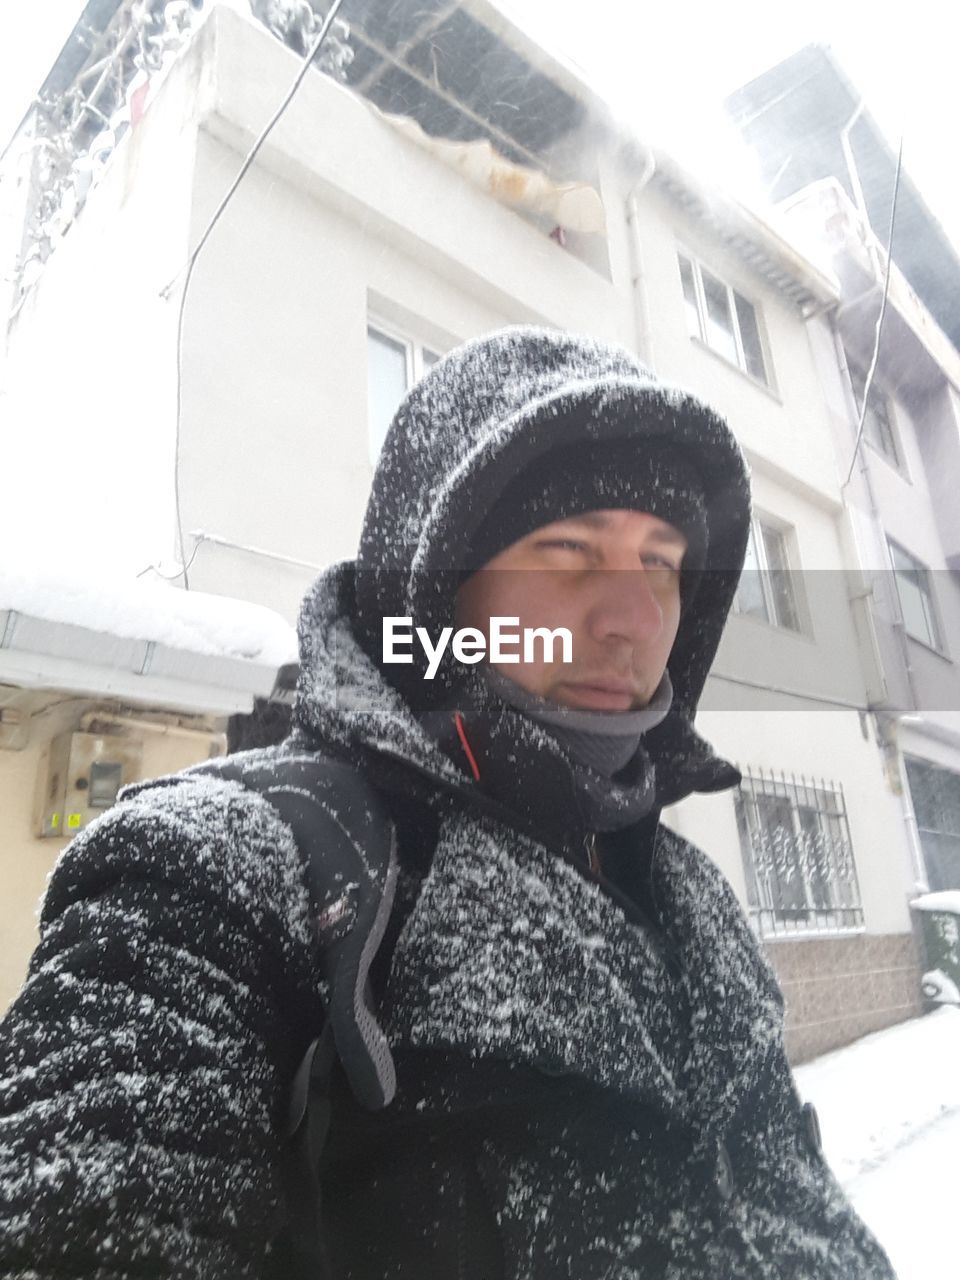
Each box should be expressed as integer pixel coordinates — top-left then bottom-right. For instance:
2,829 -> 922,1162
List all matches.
795,1005 -> 960,1279
849,1109 -> 960,1280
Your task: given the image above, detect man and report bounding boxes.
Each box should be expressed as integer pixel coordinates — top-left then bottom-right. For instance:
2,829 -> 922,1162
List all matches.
0,327 -> 894,1278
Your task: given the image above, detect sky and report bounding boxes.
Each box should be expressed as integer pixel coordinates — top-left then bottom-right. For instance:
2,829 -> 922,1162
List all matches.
0,0 -> 88,152
0,1 -> 958,246
496,0 -> 960,249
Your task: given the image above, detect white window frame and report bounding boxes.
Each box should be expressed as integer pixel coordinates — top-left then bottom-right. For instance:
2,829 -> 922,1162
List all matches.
888,537 -> 944,653
678,251 -> 771,387
733,516 -> 805,633
366,319 -> 441,464
846,356 -> 906,474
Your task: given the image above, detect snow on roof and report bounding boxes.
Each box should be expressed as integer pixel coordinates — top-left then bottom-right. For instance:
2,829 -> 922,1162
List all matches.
0,559 -> 299,668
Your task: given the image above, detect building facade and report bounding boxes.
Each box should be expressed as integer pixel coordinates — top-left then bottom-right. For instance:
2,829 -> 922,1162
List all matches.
727,47 -> 960,1004
2,3 -> 942,1056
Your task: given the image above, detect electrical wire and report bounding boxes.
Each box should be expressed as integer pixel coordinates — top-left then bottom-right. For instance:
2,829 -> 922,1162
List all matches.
841,136 -> 904,490
164,0 -> 348,588
136,537 -> 202,581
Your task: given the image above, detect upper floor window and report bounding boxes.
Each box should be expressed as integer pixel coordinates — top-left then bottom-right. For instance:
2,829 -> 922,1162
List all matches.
734,769 -> 864,938
888,539 -> 944,651
367,323 -> 440,463
733,518 -> 803,632
847,357 -> 902,470
678,252 -> 770,386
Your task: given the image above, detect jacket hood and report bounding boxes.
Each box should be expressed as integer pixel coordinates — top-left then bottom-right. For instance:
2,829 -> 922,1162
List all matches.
344,325 -> 751,805
350,322 -> 757,798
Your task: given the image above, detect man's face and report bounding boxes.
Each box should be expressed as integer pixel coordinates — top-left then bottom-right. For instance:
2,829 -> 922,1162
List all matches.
454,508 -> 687,712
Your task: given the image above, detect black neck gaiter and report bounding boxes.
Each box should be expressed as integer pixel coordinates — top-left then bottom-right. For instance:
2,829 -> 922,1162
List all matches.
418,664 -> 672,842
481,666 -> 673,778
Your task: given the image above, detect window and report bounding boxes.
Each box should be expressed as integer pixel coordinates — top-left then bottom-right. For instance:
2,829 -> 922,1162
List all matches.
733,518 -> 802,632
735,770 -> 864,937
888,539 -> 943,651
678,252 -> 769,385
847,358 -> 901,469
88,761 -> 123,810
904,755 -> 960,892
366,324 -> 440,463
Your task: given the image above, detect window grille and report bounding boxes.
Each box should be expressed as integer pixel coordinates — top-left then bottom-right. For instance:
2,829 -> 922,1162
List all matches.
734,767 -> 864,938
904,755 -> 960,892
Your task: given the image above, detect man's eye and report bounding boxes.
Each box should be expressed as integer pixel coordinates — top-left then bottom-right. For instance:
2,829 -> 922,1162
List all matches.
538,539 -> 588,553
642,554 -> 681,573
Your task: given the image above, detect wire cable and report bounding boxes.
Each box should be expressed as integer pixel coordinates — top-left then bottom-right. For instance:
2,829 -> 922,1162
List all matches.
136,536 -> 203,581
164,0 -> 348,587
841,136 -> 904,490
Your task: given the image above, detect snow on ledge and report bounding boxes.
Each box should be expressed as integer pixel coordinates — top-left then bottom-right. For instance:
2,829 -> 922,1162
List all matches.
910,891 -> 960,915
0,559 -> 299,668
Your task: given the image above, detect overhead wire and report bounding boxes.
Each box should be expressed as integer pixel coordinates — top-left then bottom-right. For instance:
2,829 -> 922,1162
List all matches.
162,0 -> 348,588
136,537 -> 202,581
841,136 -> 904,491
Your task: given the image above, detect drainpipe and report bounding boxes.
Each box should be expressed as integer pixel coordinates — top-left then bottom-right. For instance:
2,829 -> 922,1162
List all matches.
839,101 -> 886,279
893,729 -> 931,893
625,146 -> 658,369
833,331 -> 927,889
839,102 -> 868,223
834,331 -> 919,703
80,711 -> 225,751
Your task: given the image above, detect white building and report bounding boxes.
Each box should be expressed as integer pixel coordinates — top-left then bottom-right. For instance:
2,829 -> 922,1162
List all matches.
728,42 -> 960,1007
0,2 -> 934,1056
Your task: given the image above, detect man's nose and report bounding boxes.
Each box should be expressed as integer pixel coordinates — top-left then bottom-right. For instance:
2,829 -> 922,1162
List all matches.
586,568 -> 665,646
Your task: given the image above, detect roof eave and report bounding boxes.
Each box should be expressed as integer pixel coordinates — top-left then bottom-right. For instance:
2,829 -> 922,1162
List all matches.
0,611 -> 283,716
650,150 -> 839,309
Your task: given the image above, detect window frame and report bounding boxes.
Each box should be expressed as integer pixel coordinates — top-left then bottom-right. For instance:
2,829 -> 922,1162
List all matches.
733,516 -> 805,634
887,537 -> 945,653
677,251 -> 771,387
734,771 -> 864,939
366,319 -> 441,464
846,356 -> 905,474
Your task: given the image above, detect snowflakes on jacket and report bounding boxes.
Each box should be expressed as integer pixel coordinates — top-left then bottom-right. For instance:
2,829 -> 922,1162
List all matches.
0,327 -> 895,1279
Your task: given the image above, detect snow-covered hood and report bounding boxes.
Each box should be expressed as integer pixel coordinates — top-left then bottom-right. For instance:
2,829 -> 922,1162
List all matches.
295,327 -> 751,806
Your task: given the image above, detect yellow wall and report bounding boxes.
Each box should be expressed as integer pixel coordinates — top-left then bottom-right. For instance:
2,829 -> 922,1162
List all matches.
0,696 -> 224,1015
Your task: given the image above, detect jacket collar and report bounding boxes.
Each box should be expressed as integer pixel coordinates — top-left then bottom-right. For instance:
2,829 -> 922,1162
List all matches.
294,560 -> 785,1136
383,806 -> 785,1138
651,825 -> 786,1136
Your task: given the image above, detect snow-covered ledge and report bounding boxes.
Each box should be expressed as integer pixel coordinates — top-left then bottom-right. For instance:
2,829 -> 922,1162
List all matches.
0,561 -> 298,716
910,892 -> 960,914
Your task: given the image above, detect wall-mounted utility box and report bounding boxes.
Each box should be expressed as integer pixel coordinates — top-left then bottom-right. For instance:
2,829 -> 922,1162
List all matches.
35,731 -> 143,838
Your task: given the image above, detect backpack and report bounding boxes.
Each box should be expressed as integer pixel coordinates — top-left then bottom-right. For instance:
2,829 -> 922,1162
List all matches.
187,749 -> 399,1277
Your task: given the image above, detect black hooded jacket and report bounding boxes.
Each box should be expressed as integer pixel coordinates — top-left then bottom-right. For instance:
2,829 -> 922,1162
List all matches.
0,328 -> 895,1278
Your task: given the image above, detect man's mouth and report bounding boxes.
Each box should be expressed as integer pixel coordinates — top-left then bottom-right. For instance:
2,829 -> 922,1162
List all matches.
556,680 -> 638,712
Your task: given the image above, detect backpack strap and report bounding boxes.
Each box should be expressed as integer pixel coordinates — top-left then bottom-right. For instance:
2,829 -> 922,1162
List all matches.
185,749 -> 399,1275
188,749 -> 399,1108
271,1021 -> 339,1278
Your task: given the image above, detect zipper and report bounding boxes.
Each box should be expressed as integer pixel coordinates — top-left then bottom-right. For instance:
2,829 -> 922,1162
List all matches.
377,743 -> 605,886
584,831 -> 601,876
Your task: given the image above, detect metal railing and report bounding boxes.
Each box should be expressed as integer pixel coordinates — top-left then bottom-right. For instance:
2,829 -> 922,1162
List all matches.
734,766 -> 865,938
